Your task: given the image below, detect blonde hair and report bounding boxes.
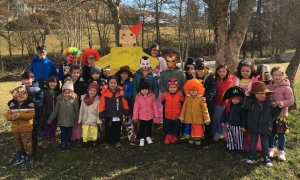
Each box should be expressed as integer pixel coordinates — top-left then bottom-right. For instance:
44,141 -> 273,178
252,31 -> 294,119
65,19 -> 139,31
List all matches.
58,89 -> 77,100
271,66 -> 286,77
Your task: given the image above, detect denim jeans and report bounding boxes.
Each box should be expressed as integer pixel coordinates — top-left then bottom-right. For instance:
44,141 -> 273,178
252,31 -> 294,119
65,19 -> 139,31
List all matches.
165,119 -> 180,137
105,118 -> 121,145
269,133 -> 286,151
60,126 -> 73,147
249,133 -> 269,159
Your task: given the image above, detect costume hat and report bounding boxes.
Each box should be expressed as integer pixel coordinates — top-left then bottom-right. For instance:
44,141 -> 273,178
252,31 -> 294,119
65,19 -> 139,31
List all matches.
222,86 -> 245,102
139,78 -> 150,91
90,66 -> 102,75
256,64 -> 272,82
129,23 -> 142,36
250,81 -> 274,95
36,46 -> 47,55
195,58 -> 205,70
10,85 -> 27,97
115,65 -> 134,78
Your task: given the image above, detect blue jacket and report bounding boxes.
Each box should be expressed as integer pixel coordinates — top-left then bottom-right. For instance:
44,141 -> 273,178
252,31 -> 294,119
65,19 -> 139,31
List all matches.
133,70 -> 158,98
118,78 -> 133,109
221,101 -> 247,127
29,56 -> 57,80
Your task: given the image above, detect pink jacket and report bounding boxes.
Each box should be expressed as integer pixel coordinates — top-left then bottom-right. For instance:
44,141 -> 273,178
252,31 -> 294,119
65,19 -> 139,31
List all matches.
132,92 -> 160,121
267,78 -> 294,117
230,75 -> 260,91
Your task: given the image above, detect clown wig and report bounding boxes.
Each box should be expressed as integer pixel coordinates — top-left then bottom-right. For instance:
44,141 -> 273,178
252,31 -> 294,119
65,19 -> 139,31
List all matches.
183,79 -> 205,95
62,47 -> 82,58
81,48 -> 100,65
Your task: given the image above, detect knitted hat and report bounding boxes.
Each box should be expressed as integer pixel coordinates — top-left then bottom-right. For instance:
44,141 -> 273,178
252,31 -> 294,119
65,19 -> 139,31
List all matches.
88,81 -> 100,92
139,78 -> 150,91
250,81 -> 274,95
90,66 -> 102,75
62,77 -> 74,91
168,78 -> 179,88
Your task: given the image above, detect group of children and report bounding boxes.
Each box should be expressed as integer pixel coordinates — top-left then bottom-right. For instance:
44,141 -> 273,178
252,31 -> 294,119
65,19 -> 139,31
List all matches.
6,46 -> 293,168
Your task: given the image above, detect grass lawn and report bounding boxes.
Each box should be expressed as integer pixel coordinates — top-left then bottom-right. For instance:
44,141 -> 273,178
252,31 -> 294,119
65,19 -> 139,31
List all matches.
0,62 -> 300,179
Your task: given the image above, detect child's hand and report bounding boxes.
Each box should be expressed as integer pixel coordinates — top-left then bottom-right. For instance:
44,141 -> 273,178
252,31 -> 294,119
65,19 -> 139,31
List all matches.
202,97 -> 206,103
135,94 -> 140,101
179,117 -> 184,123
9,102 -> 15,107
12,113 -> 19,120
132,120 -> 137,123
28,103 -> 34,108
64,67 -> 70,75
221,123 -> 225,126
271,101 -> 277,107
205,122 -> 210,125
245,91 -> 250,96
241,127 -> 246,132
278,101 -> 284,108
162,92 -> 166,96
120,89 -> 124,96
47,120 -> 51,124
151,94 -> 156,101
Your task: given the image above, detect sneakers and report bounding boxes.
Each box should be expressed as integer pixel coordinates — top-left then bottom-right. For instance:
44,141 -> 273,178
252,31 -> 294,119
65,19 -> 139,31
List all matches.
139,138 -> 145,146
66,145 -> 71,151
104,143 -> 110,149
50,138 -> 58,147
12,151 -> 24,165
61,146 -> 66,152
264,159 -> 273,167
213,133 -> 220,141
25,154 -> 33,165
269,148 -> 275,157
42,140 -> 49,149
115,142 -> 121,147
278,150 -> 286,161
246,156 -> 255,164
146,137 -> 153,144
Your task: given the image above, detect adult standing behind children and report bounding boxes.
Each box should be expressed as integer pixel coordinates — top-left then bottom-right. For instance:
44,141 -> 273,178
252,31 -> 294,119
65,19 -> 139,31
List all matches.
81,48 -> 101,84
29,46 -> 57,81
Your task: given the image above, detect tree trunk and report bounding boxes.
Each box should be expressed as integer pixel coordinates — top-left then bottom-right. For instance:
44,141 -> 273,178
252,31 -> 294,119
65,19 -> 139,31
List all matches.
285,42 -> 300,110
243,32 -> 247,58
204,0 -> 256,73
155,0 -> 160,45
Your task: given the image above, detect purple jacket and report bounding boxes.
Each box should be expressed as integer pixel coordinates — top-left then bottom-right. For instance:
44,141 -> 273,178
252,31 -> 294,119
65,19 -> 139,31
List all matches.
132,92 -> 160,121
267,78 -> 294,117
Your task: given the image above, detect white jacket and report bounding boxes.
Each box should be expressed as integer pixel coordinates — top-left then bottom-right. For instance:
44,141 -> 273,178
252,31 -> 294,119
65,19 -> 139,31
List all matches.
78,95 -> 102,126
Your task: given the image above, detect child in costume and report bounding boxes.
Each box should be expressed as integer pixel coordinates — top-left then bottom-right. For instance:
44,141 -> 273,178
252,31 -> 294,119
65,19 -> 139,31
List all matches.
243,82 -> 281,167
115,66 -> 135,145
41,76 -> 61,149
81,48 -> 101,84
47,79 -> 79,152
78,81 -> 102,148
184,57 -> 196,80
230,58 -> 260,151
99,76 -> 130,148
256,64 -> 272,85
58,47 -> 82,82
267,66 -> 294,161
132,78 -> 160,146
221,86 -> 247,154
213,64 -> 232,141
195,58 -> 216,145
162,78 -> 184,145
6,86 -> 35,165
69,65 -> 87,146
88,66 -> 106,93
179,79 -> 210,149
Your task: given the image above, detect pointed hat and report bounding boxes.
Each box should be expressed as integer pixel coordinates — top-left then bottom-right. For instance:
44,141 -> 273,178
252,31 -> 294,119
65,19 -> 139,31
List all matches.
129,23 -> 142,36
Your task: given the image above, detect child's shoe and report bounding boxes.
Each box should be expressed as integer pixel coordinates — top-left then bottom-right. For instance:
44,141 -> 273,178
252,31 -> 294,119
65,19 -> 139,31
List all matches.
115,142 -> 121,147
61,146 -> 66,152
66,145 -> 71,151
89,141 -> 95,148
25,154 -> 33,165
269,148 -> 275,157
146,137 -> 153,144
139,138 -> 145,146
213,133 -> 220,141
264,158 -> 273,167
278,150 -> 286,161
12,151 -> 24,165
42,140 -> 49,149
164,134 -> 172,145
246,156 -> 255,164
104,143 -> 110,149
82,142 -> 88,149
171,136 -> 179,144
50,138 -> 58,147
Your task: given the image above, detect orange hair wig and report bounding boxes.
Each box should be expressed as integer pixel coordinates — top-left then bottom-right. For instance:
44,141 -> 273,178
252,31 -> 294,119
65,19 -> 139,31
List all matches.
81,48 -> 100,65
183,79 -> 205,95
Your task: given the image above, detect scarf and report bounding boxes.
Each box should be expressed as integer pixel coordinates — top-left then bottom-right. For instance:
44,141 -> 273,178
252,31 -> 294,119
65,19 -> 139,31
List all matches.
83,94 -> 96,106
257,97 -> 267,108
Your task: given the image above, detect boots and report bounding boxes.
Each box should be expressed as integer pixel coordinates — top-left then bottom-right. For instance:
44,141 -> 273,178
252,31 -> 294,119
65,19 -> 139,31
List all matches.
269,148 -> 275,157
171,135 -> 179,144
42,140 -> 49,149
278,150 -> 286,161
164,134 -> 172,145
50,138 -> 58,147
82,142 -> 88,149
12,151 -> 24,165
89,141 -> 95,148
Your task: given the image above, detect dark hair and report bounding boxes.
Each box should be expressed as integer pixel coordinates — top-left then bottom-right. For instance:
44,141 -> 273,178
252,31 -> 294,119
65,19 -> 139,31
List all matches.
107,75 -> 118,84
21,71 -> 34,79
46,76 -> 61,92
235,58 -> 255,79
69,65 -> 81,74
147,44 -> 161,57
215,64 -> 230,81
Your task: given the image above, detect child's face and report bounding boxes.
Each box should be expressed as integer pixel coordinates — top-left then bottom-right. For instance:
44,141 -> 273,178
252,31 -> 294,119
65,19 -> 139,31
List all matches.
186,65 -> 195,75
218,68 -> 227,79
241,66 -> 251,79
63,90 -> 71,99
67,55 -> 76,64
48,81 -> 58,91
92,72 -> 100,80
120,72 -> 129,81
231,97 -> 241,104
196,69 -> 205,76
103,70 -> 110,77
272,70 -> 284,84
88,88 -> 97,97
168,85 -> 178,93
141,89 -> 149,96
108,79 -> 117,90
71,69 -> 81,80
254,92 -> 267,101
15,92 -> 28,102
22,78 -> 34,87
190,89 -> 198,96
87,55 -> 95,65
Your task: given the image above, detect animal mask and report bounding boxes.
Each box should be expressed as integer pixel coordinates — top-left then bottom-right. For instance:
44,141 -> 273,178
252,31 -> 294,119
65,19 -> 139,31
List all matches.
166,54 -> 177,70
140,56 -> 151,68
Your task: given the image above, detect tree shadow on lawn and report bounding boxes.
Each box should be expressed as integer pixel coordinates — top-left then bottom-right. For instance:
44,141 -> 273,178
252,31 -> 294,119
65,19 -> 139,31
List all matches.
0,130 -> 263,180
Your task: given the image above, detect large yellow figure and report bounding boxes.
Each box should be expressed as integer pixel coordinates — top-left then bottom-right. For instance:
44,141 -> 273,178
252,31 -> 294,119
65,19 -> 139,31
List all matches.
95,23 -> 158,75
